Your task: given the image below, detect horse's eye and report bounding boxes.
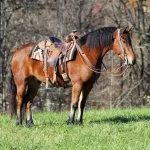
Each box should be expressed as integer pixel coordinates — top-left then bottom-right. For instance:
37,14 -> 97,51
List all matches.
123,40 -> 127,44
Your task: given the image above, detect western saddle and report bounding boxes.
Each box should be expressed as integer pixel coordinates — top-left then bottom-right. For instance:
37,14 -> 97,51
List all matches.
38,30 -> 80,88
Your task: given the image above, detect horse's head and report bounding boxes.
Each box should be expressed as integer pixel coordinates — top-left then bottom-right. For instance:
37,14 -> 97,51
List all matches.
112,27 -> 136,66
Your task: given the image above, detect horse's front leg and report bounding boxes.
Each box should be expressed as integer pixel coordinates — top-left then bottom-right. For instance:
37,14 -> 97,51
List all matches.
76,91 -> 84,124
76,85 -> 93,124
67,81 -> 82,124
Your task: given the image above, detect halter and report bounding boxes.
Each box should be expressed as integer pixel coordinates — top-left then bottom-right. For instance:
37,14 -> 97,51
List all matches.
117,29 -> 128,66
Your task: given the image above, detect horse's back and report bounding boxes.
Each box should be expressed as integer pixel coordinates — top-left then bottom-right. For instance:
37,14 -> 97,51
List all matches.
11,42 -> 48,83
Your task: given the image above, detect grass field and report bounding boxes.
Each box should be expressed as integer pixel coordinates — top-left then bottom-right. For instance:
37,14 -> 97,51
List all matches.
1,108 -> 150,150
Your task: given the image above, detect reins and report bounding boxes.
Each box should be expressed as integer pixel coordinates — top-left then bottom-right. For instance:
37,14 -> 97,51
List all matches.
70,29 -> 129,77
77,49 -> 129,76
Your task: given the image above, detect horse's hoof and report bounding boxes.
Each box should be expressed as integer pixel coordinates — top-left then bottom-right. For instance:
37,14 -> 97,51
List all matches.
66,119 -> 74,125
75,119 -> 83,125
26,119 -> 34,127
16,122 -> 22,126
16,117 -> 22,126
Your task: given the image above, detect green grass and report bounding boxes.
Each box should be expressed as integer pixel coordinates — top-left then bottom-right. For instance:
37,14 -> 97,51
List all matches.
1,108 -> 150,150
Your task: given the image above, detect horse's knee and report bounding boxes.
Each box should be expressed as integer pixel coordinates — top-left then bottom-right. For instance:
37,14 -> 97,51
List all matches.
72,102 -> 78,110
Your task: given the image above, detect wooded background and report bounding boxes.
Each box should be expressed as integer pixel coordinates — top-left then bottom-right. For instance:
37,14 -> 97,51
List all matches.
0,0 -> 150,112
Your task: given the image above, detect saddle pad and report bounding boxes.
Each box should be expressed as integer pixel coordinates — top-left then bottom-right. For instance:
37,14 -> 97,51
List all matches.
30,45 -> 44,61
30,41 -> 61,67
30,40 -> 77,67
58,42 -> 77,65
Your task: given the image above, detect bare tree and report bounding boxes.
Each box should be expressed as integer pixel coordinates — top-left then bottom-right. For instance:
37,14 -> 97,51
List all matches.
0,0 -> 150,112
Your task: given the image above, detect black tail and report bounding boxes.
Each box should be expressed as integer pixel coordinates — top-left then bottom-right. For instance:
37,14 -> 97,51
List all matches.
9,69 -> 17,118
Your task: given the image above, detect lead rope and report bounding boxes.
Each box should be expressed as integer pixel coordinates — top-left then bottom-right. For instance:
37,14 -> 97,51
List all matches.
43,40 -> 49,88
77,50 -> 129,76
117,29 -> 128,64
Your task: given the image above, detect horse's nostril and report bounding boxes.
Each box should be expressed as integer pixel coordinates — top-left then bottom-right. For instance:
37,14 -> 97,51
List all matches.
128,58 -> 136,66
132,59 -> 136,65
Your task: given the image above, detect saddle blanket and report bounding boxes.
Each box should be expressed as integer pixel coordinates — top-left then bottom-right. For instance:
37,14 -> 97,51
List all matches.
30,39 -> 76,67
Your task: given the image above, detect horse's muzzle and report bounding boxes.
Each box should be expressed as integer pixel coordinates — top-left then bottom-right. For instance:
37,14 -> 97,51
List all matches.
124,58 -> 136,66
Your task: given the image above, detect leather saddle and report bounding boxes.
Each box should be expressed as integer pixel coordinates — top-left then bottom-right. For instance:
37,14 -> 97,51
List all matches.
30,30 -> 80,87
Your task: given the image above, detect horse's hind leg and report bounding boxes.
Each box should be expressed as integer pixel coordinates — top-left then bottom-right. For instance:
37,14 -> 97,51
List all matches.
24,78 -> 40,127
16,84 -> 27,126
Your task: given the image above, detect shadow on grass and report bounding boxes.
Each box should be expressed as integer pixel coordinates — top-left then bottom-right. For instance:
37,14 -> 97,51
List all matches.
38,115 -> 150,126
38,121 -> 67,126
89,115 -> 150,124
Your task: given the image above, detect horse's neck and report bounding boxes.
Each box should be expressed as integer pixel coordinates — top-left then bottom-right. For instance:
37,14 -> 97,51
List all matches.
101,47 -> 110,57
81,45 -> 107,67
90,47 -> 110,64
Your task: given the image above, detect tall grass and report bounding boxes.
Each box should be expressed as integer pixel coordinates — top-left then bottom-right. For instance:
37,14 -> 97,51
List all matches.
1,108 -> 150,150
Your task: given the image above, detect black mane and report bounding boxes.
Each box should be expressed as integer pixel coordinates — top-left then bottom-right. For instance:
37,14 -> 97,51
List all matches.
78,27 -> 118,49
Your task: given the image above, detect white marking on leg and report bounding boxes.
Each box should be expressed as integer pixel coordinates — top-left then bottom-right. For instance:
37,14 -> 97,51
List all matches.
77,91 -> 83,121
26,102 -> 32,121
26,112 -> 31,121
69,104 -> 75,119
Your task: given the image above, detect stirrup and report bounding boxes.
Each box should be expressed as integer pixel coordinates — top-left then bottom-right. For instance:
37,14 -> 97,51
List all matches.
62,73 -> 69,82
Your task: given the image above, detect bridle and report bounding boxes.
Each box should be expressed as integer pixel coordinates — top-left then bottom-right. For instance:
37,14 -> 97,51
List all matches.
71,29 -> 129,76
117,29 -> 128,66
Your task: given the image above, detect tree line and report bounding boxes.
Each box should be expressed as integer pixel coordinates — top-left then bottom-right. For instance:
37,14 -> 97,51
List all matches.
0,0 -> 150,112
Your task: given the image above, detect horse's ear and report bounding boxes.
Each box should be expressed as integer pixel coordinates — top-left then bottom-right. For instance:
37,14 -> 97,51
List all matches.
113,27 -> 128,39
120,26 -> 128,34
126,26 -> 133,32
121,26 -> 133,34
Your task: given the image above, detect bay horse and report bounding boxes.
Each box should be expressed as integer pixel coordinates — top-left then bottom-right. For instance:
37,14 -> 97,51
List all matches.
9,27 -> 135,127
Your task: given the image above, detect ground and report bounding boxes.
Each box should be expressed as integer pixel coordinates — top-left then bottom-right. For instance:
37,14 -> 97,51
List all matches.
1,108 -> 150,150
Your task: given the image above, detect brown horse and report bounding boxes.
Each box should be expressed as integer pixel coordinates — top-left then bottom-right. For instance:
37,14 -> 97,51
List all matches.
9,27 -> 135,127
